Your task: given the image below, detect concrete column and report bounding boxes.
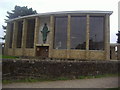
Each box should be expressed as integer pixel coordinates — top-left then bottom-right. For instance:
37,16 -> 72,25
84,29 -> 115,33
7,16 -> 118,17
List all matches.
67,14 -> 71,58
85,15 -> 90,59
34,17 -> 40,56
49,15 -> 54,58
21,19 -> 28,56
117,44 -> 120,60
4,23 -> 11,55
67,14 -> 71,49
110,46 -> 117,60
12,21 -> 18,55
105,15 -> 110,60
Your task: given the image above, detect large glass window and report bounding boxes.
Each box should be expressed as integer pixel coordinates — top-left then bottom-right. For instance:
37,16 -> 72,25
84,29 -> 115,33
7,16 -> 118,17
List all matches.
9,23 -> 14,48
26,19 -> 35,48
54,17 -> 67,49
16,21 -> 23,48
89,16 -> 104,50
70,16 -> 86,49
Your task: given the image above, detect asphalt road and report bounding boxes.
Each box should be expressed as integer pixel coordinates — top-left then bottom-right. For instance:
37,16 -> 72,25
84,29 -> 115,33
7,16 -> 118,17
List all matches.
2,77 -> 119,88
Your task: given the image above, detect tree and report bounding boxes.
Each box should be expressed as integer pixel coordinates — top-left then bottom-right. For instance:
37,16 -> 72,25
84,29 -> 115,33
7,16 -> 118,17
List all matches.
6,5 -> 37,19
116,31 -> 120,43
1,5 -> 37,41
0,25 -> 6,40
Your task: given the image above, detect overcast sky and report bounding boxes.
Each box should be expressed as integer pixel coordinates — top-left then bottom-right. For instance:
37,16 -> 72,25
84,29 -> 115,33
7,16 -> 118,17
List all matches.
0,0 -> 119,43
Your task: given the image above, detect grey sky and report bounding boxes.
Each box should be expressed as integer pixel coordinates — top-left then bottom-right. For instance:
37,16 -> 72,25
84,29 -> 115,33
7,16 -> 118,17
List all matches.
0,0 -> 119,43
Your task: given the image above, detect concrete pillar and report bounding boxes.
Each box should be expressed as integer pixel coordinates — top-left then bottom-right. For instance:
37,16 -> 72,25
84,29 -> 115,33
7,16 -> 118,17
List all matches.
67,14 -> 71,59
34,17 -> 40,56
105,15 -> 110,60
49,15 -> 54,58
117,44 -> 120,60
67,14 -> 71,49
110,46 -> 117,60
4,23 -> 11,55
12,21 -> 18,55
21,19 -> 28,56
85,14 -> 90,59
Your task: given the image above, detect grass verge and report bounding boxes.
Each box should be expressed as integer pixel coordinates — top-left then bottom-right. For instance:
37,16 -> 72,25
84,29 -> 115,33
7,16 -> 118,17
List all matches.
78,73 -> 119,79
106,87 -> 120,90
0,55 -> 18,59
3,77 -> 70,84
3,73 -> 119,84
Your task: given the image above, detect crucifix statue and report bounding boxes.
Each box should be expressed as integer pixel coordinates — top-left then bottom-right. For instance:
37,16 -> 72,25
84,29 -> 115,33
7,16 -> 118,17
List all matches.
41,23 -> 50,43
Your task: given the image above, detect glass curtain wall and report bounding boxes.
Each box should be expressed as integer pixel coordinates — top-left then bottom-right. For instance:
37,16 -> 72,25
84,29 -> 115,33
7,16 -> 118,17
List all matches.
53,15 -> 104,51
9,23 -> 14,48
89,16 -> 104,50
70,16 -> 86,49
26,19 -> 35,48
54,17 -> 67,49
16,21 -> 23,48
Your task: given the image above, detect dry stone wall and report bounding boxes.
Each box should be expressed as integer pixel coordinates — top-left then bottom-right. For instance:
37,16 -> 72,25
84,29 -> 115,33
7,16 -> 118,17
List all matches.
2,59 -> 119,80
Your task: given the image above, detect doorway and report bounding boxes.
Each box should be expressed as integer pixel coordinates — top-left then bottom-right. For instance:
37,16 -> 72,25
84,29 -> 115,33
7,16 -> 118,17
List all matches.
36,46 -> 49,57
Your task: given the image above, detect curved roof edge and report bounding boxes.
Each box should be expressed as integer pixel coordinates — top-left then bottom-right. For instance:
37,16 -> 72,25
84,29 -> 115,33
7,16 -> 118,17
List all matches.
6,10 -> 113,23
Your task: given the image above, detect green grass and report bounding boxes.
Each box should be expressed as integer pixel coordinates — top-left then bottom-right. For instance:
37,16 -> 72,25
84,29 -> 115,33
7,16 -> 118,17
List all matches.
0,55 -> 18,59
106,87 -> 120,90
78,76 -> 86,79
2,77 -> 70,84
78,73 -> 119,79
94,73 -> 119,78
3,77 -> 47,84
3,73 -> 119,84
55,77 -> 69,80
2,80 -> 12,84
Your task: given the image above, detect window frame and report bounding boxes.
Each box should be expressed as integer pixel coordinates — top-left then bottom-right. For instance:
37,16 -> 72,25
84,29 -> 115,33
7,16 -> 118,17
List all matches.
89,16 -> 105,51
53,16 -> 68,49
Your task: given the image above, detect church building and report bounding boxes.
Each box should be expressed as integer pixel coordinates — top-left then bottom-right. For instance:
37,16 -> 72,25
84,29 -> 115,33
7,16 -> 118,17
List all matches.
4,11 -> 113,60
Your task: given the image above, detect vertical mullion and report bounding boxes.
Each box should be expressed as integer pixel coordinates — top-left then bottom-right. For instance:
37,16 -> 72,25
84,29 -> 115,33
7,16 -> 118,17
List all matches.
86,14 -> 90,50
85,14 -> 90,59
49,15 -> 54,57
34,17 -> 40,56
104,15 -> 110,60
67,14 -> 71,49
67,14 -> 71,59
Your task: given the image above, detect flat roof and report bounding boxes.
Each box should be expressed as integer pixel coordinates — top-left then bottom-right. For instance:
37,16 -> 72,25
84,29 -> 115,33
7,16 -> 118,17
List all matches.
6,10 -> 113,22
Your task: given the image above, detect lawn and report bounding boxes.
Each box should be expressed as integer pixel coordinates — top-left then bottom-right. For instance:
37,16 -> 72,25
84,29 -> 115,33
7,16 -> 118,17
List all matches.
0,55 -> 18,59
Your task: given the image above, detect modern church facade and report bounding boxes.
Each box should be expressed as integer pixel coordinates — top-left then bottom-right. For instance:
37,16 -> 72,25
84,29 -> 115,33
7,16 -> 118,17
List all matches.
4,11 -> 113,60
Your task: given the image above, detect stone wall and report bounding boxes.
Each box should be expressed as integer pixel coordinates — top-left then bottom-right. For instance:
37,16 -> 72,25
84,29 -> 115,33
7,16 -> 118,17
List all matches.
110,44 -> 120,60
2,59 -> 119,80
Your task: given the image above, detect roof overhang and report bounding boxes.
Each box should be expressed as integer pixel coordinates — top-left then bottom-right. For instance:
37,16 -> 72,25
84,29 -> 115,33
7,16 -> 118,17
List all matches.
6,10 -> 113,23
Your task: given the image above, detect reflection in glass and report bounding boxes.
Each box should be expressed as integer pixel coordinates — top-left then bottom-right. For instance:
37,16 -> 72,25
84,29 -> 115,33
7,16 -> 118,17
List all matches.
9,23 -> 14,48
26,19 -> 35,48
54,17 -> 67,49
16,21 -> 23,48
70,16 -> 86,49
89,16 -> 104,50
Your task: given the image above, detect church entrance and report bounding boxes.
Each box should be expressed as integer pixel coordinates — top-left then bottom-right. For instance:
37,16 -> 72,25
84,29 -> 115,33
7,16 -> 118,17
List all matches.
36,46 -> 49,58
